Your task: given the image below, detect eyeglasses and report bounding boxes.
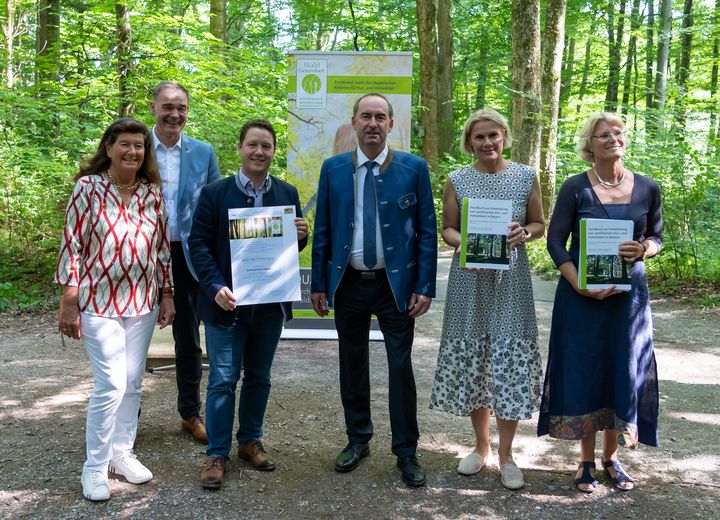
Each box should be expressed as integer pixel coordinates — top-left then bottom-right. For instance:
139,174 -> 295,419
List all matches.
591,130 -> 626,142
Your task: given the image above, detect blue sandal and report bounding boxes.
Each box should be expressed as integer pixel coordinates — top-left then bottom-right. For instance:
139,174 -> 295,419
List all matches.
574,461 -> 598,493
602,457 -> 634,491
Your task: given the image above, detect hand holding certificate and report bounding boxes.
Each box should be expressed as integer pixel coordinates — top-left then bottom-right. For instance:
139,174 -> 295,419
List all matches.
460,198 -> 512,270
228,205 -> 302,305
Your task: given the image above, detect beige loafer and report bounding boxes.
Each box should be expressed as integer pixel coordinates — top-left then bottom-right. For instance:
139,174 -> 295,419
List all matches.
457,452 -> 487,476
500,461 -> 525,490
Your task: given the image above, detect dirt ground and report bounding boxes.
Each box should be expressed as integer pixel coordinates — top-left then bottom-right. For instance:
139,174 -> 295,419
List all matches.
1,253 -> 719,519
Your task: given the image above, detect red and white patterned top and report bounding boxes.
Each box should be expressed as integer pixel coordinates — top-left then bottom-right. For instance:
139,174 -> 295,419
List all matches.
56,174 -> 173,317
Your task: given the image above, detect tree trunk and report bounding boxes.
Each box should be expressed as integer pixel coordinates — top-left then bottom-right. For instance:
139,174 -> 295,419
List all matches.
511,0 -> 542,168
416,0 -> 439,170
475,41 -> 489,109
576,17 -> 598,114
437,0 -> 454,156
621,0 -> 641,116
315,0 -> 326,50
709,0 -> 719,154
604,0 -> 627,112
674,0 -> 694,132
210,0 -> 227,43
645,0 -> 655,114
3,0 -> 16,87
539,0 -> 566,217
115,0 -> 133,118
559,34 -> 575,120
36,0 -> 60,82
654,0 -> 672,111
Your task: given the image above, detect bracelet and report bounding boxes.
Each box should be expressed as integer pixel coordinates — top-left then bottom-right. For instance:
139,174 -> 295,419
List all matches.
639,241 -> 647,258
162,287 -> 175,296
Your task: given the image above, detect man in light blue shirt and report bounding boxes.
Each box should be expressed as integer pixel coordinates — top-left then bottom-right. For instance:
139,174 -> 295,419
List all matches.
150,81 -> 220,444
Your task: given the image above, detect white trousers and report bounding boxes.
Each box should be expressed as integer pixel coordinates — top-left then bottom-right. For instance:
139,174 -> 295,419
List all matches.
81,309 -> 158,471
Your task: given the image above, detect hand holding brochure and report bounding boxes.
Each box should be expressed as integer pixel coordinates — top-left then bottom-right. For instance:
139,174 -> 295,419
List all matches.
460,198 -> 512,270
228,205 -> 301,305
578,218 -> 633,291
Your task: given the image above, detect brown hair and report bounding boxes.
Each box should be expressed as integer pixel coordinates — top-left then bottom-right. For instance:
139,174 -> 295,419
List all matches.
76,118 -> 161,185
239,119 -> 277,148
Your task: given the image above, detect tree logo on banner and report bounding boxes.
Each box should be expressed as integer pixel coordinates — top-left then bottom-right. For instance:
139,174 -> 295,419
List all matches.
301,74 -> 322,94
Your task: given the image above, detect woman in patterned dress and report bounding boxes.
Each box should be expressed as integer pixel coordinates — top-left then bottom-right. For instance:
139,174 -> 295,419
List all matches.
537,113 -> 662,493
57,118 -> 175,501
430,109 -> 545,490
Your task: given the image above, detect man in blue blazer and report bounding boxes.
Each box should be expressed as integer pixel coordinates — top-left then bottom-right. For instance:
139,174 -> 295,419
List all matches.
311,93 -> 437,487
189,120 -> 308,489
150,81 -> 220,444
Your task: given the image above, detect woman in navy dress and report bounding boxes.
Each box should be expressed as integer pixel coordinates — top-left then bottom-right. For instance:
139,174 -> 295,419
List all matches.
537,112 -> 662,492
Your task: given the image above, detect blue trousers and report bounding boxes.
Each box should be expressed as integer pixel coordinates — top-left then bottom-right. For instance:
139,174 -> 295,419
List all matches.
204,304 -> 283,459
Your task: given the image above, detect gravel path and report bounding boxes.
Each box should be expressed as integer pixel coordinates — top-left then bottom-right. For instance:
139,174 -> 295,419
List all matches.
1,253 -> 719,519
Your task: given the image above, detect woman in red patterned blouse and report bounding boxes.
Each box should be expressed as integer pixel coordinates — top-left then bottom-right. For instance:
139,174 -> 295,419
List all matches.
56,118 -> 175,501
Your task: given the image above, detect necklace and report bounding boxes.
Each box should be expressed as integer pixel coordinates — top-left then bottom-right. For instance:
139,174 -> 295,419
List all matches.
592,167 -> 625,188
107,172 -> 139,190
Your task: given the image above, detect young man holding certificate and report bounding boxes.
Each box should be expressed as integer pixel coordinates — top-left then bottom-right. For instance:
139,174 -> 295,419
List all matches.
189,120 -> 308,489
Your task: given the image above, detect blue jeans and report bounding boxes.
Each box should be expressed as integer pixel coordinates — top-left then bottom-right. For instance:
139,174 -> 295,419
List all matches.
204,304 -> 284,458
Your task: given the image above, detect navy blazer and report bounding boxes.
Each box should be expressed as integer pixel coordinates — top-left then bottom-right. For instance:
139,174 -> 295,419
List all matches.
171,134 -> 221,279
189,175 -> 308,326
311,149 -> 437,312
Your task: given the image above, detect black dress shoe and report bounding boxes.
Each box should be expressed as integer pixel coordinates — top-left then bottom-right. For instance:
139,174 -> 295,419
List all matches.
335,442 -> 370,473
397,455 -> 426,487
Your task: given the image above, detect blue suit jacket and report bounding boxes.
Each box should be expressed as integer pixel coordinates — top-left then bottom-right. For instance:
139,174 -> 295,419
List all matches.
175,135 -> 221,279
311,149 -> 437,312
189,175 -> 308,326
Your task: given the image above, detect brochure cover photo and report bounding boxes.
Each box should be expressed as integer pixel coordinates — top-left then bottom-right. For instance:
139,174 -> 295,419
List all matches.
579,218 -> 633,291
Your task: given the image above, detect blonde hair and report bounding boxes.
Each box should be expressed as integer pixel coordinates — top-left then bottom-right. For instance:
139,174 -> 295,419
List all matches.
460,108 -> 512,155
575,112 -> 626,163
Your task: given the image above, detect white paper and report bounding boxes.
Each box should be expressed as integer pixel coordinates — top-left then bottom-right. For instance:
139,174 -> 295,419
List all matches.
460,198 -> 513,270
229,206 -> 301,305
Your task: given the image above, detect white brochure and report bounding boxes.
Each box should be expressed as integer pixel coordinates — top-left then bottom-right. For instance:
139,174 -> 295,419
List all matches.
460,198 -> 513,270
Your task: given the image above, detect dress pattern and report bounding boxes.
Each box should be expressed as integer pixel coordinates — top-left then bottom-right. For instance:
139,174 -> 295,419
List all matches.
56,174 -> 172,317
430,163 -> 542,420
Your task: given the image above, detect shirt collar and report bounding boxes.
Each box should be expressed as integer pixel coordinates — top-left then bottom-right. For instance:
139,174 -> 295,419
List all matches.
237,170 -> 269,191
356,145 -> 389,170
234,171 -> 273,198
152,126 -> 182,151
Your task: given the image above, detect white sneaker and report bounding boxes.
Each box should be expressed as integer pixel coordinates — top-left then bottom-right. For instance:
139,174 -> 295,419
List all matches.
500,461 -> 525,490
81,468 -> 110,501
109,452 -> 153,484
457,452 -> 487,476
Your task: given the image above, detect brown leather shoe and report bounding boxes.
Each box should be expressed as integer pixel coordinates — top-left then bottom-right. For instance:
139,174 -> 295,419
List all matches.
237,440 -> 276,471
200,456 -> 226,489
181,416 -> 208,444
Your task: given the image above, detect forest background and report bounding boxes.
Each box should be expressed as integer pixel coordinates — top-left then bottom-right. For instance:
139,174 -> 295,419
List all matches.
0,0 -> 718,310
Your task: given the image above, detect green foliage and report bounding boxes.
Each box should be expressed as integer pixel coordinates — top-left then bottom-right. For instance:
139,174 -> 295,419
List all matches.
1,0 -> 720,312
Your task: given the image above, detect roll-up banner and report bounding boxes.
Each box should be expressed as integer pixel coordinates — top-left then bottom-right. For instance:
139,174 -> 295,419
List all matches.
282,51 -> 413,340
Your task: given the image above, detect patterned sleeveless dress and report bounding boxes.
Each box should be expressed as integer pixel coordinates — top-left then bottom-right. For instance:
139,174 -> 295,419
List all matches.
430,162 -> 542,420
